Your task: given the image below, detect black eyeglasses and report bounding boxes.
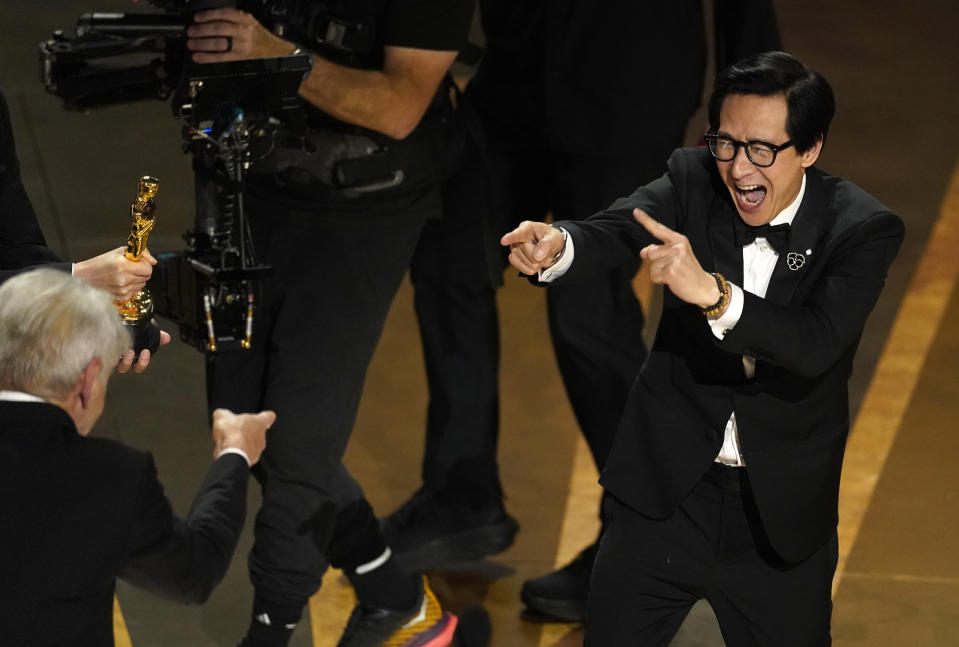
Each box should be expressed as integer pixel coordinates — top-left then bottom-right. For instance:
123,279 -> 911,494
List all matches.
704,133 -> 794,168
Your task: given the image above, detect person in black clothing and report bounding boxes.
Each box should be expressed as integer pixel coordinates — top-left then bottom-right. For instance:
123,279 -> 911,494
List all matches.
387,0 -> 781,623
501,50 -> 903,646
0,268 -> 274,647
184,2 -> 473,645
0,86 -> 167,373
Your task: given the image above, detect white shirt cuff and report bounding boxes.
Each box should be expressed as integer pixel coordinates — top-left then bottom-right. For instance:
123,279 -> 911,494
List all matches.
217,447 -> 251,467
538,228 -> 575,282
709,283 -> 744,339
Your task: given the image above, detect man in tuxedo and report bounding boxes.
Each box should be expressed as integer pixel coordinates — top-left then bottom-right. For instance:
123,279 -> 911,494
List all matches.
390,0 -> 781,621
502,51 -> 904,644
0,86 -> 167,371
0,268 -> 276,647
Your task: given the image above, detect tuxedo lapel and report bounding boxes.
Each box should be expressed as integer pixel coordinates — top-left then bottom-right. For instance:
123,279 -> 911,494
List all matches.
707,194 -> 744,286
764,169 -> 834,306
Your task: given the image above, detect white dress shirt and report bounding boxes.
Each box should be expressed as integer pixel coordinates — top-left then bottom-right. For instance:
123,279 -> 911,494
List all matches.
708,173 -> 806,465
0,390 -> 45,403
540,173 -> 808,467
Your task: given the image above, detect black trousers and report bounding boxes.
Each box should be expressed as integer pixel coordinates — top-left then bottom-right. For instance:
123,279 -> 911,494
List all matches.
207,185 -> 437,612
587,468 -> 837,646
408,138 -> 673,501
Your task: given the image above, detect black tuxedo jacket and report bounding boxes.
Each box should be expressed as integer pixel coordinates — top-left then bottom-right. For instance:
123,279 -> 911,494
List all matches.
556,146 -> 904,563
0,88 -> 70,286
0,401 -> 250,646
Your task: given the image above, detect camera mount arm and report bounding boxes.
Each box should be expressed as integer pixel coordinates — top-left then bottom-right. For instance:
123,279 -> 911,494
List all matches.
40,12 -> 188,110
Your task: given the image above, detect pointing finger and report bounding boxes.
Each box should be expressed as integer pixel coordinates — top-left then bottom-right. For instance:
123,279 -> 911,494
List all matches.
501,221 -> 544,248
500,231 -> 521,247
634,208 -> 681,244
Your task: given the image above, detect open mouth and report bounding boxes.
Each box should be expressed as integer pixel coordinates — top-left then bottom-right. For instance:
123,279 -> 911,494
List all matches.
735,184 -> 767,212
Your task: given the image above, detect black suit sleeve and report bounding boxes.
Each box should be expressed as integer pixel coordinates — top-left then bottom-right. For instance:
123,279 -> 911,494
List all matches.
552,149 -> 701,282
0,87 -> 66,286
118,453 -> 249,604
723,210 -> 904,378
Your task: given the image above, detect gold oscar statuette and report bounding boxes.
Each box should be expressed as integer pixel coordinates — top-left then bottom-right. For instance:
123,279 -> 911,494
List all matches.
115,176 -> 162,355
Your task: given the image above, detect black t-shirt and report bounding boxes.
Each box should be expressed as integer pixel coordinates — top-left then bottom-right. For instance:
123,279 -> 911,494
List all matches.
308,0 -> 475,69
249,0 -> 474,207
300,0 -> 474,129
383,0 -> 475,51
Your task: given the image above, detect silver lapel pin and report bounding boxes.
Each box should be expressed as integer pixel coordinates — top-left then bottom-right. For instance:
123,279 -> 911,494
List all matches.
786,252 -> 806,270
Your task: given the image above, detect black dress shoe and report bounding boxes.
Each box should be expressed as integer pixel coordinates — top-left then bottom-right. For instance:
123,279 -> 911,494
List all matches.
382,487 -> 519,573
520,542 -> 597,622
452,605 -> 491,647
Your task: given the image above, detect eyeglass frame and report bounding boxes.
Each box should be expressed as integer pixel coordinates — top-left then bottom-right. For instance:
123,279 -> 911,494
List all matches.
703,132 -> 794,168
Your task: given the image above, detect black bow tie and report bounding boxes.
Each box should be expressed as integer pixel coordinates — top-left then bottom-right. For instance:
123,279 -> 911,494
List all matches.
733,220 -> 791,254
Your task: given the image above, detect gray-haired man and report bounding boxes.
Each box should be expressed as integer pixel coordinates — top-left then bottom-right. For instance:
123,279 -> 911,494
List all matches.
0,268 -> 276,647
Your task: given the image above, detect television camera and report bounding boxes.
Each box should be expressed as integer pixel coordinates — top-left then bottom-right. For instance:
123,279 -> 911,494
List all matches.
39,1 -> 319,353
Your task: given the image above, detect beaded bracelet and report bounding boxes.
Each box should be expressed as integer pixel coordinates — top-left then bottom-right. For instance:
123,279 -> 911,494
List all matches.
701,272 -> 730,319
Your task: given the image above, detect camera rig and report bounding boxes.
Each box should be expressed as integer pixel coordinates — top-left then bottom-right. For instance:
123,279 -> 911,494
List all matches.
40,0 -> 375,110
40,1 -> 312,352
155,56 -> 310,353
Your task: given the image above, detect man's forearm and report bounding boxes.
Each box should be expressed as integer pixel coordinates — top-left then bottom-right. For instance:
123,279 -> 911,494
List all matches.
186,9 -> 458,140
119,454 -> 249,604
298,47 -> 457,140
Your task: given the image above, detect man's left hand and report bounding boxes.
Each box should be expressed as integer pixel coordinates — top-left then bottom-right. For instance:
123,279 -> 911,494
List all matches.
186,8 -> 292,63
634,208 -> 720,308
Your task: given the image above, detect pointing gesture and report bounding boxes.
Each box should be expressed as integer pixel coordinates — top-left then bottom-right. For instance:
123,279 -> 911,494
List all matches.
501,221 -> 567,275
634,209 -> 720,309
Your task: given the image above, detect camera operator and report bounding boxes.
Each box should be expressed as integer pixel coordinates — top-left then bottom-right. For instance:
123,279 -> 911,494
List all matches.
184,3 -> 473,646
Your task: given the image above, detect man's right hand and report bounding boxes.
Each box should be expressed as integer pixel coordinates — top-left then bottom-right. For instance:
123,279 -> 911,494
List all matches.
500,221 -> 566,275
74,246 -> 155,301
211,408 -> 276,466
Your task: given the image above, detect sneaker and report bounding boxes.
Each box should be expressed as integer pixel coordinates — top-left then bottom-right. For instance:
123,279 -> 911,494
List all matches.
336,575 -> 457,647
520,542 -> 597,622
382,488 -> 519,572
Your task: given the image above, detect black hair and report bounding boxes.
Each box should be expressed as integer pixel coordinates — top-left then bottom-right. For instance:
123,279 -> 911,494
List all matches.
707,51 -> 835,154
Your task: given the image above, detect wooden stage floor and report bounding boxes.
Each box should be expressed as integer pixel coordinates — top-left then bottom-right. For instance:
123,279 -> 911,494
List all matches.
1,1 -> 957,644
